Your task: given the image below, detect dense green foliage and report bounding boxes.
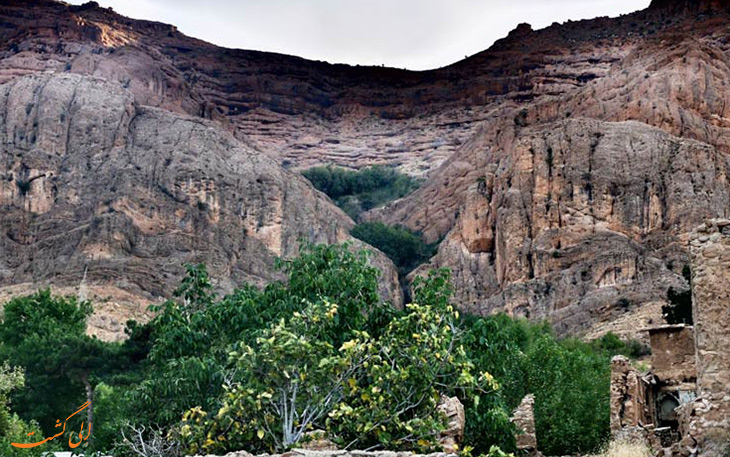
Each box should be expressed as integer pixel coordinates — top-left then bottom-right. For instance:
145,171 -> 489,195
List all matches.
0,244 -> 647,456
0,363 -> 44,457
663,265 -> 693,325
302,165 -> 421,220
121,244 -> 393,436
351,222 -> 437,275
461,317 -> 648,455
168,262 -> 497,455
0,290 -> 125,444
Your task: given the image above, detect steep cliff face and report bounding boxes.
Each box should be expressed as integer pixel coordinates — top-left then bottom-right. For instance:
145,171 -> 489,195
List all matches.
0,73 -> 401,339
649,0 -> 730,13
0,0 -> 678,176
3,0 -> 730,337
371,7 -> 730,335
405,119 -> 729,334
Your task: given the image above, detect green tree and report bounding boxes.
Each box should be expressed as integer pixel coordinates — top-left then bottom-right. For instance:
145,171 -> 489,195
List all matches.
0,290 -> 118,441
351,222 -> 437,276
180,300 -> 355,454
523,335 -> 610,454
276,242 -> 394,344
0,362 -> 44,457
125,243 -> 394,433
302,165 -> 422,220
463,314 -> 613,455
327,300 -> 498,452
181,291 -> 501,455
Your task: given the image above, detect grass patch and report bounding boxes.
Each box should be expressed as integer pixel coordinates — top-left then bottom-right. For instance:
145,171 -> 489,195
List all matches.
591,438 -> 653,457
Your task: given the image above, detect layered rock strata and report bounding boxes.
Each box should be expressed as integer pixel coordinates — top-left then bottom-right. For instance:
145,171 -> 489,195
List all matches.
0,73 -> 401,340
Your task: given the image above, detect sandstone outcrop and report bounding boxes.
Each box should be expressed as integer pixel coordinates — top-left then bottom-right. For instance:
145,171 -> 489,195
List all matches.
0,73 -> 401,339
395,119 -> 730,334
0,0 -> 716,177
373,6 -> 730,334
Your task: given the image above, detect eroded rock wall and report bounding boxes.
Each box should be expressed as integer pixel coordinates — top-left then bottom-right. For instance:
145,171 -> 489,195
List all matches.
397,119 -> 730,334
511,394 -> 538,453
374,4 -> 730,333
0,73 -> 401,339
610,356 -> 655,433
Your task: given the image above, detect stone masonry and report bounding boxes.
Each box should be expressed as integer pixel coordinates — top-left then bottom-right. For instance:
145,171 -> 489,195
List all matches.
436,395 -> 466,454
511,394 -> 539,454
688,220 -> 730,453
610,356 -> 655,433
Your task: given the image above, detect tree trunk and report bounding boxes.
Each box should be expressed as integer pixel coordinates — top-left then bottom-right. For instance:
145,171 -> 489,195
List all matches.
81,373 -> 93,441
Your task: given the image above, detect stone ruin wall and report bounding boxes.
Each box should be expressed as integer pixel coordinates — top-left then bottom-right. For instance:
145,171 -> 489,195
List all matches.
648,326 -> 697,387
609,219 -> 730,456
511,394 -> 539,455
688,220 -> 730,454
610,356 -> 655,433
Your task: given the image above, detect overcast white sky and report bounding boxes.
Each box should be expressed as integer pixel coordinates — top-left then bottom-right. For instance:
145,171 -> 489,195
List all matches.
66,0 -> 652,70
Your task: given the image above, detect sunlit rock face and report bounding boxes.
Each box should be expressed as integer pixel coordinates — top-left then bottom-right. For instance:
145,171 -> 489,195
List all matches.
395,119 -> 729,335
1,0 -> 716,178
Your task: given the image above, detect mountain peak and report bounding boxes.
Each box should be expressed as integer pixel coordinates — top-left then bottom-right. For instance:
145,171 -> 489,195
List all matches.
649,0 -> 730,12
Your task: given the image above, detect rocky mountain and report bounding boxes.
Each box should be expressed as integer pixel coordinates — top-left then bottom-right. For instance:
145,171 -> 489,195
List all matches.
371,0 -> 730,335
1,0 -> 729,339
0,72 -> 401,339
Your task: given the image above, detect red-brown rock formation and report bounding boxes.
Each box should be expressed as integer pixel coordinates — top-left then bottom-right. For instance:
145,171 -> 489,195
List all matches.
2,0 -> 730,336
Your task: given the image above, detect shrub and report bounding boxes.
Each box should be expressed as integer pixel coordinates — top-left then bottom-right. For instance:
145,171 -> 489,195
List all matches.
0,291 -> 119,436
590,333 -> 651,359
462,314 -> 615,455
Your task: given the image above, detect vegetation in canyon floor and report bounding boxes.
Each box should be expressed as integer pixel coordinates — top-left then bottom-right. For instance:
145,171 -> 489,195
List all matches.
351,222 -> 438,276
302,165 -> 422,221
302,165 -> 435,276
0,243 -> 647,457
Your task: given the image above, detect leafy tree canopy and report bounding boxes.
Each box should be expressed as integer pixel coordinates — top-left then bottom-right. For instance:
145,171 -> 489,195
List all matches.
351,222 -> 438,276
302,165 -> 421,220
